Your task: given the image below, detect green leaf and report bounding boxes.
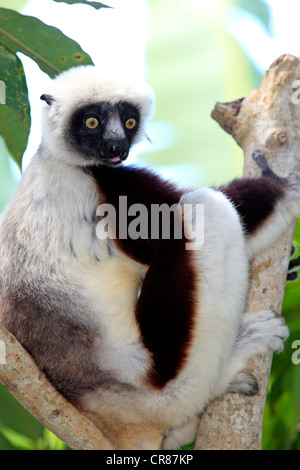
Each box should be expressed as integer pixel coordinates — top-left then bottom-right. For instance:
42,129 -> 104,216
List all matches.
52,0 -> 112,9
0,104 -> 30,169
0,421 -> 68,450
42,428 -> 67,450
0,45 -> 29,119
0,8 -> 94,78
237,0 -> 272,34
0,45 -> 30,168
0,7 -> 94,167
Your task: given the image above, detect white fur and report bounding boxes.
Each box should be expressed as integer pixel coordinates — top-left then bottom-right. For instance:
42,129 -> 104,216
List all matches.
41,65 -> 154,167
162,416 -> 200,450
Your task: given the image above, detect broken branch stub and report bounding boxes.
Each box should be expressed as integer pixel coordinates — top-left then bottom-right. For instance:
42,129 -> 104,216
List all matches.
195,54 -> 300,450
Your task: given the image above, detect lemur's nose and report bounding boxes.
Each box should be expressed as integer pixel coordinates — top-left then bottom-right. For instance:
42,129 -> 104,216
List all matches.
106,140 -> 128,161
108,144 -> 125,158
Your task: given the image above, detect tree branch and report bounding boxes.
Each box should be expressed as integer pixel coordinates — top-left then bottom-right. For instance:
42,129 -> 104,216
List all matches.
0,323 -> 113,450
195,54 -> 300,450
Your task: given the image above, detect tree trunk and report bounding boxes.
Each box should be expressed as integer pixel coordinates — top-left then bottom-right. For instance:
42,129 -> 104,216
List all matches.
195,54 -> 300,450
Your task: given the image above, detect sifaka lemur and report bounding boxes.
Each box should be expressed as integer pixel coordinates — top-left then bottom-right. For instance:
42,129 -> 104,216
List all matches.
0,65 -> 296,449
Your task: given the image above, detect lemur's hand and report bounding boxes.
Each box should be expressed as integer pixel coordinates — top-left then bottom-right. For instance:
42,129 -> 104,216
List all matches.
287,245 -> 300,281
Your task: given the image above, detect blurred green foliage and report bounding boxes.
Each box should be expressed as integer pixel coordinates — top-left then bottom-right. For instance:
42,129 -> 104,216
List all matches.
0,418 -> 68,449
263,233 -> 300,449
238,0 -> 271,32
145,0 -> 252,188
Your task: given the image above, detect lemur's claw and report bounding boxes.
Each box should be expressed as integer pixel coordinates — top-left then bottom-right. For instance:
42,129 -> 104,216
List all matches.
252,149 -> 286,184
252,150 -> 268,170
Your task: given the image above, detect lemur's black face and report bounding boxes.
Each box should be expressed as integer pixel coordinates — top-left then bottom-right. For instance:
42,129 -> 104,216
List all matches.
67,101 -> 140,166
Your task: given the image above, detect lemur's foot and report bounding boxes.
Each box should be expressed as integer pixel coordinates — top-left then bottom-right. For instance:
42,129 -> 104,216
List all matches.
227,371 -> 259,397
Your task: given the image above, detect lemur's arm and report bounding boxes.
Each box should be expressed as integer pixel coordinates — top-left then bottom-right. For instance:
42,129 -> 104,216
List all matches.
92,151 -> 294,264
287,245 -> 300,281
90,152 -> 289,264
87,164 -> 184,265
88,164 -> 197,389
89,151 -> 299,389
220,150 -> 299,259
219,151 -> 285,237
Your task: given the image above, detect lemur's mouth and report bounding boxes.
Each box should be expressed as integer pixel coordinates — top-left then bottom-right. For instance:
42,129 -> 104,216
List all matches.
110,156 -> 122,164
103,154 -> 129,166
105,150 -> 129,165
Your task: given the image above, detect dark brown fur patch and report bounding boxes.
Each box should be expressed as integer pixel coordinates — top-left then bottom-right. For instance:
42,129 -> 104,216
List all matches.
219,176 -> 285,235
86,165 -> 184,264
135,228 -> 198,389
88,164 -> 197,388
1,283 -> 109,402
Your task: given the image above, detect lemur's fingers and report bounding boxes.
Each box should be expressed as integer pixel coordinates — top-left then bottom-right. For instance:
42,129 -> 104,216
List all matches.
290,244 -> 297,258
252,150 -> 269,171
288,254 -> 300,270
252,150 -> 287,184
286,245 -> 300,282
287,271 -> 298,281
287,247 -> 300,281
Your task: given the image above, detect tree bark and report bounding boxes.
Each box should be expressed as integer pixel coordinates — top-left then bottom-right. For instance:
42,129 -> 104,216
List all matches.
0,323 -> 113,450
195,54 -> 300,450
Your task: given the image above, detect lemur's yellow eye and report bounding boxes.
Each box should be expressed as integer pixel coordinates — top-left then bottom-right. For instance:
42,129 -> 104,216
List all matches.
86,117 -> 99,129
125,118 -> 136,130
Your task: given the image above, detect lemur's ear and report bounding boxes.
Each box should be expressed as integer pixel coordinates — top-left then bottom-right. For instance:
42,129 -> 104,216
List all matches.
40,94 -> 55,106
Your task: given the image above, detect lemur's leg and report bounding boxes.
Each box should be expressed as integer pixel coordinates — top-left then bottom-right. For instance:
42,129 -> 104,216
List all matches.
161,416 -> 200,450
78,398 -> 165,450
161,313 -> 289,444
215,309 -> 289,397
220,150 -> 300,260
135,217 -> 198,389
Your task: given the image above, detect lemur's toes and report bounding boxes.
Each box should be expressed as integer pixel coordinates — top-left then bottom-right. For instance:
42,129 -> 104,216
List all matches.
252,149 -> 286,184
288,254 -> 300,270
287,271 -> 298,281
291,244 -> 296,258
286,245 -> 300,282
252,150 -> 268,170
227,372 -> 259,397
